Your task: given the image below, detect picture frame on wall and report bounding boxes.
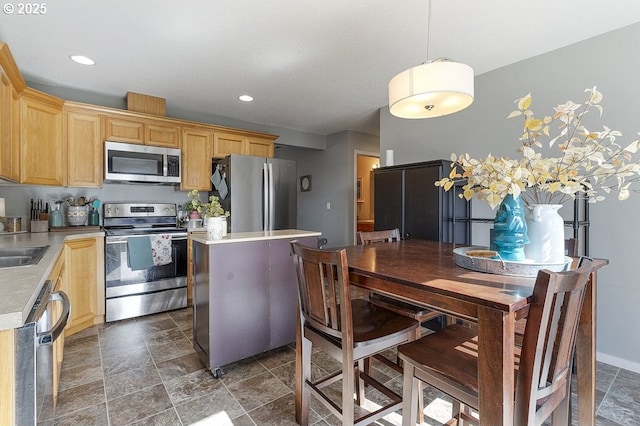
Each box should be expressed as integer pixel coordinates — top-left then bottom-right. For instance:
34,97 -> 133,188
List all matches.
357,178 -> 363,201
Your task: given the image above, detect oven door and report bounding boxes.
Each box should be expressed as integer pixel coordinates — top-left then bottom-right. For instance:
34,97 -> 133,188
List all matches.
105,233 -> 187,321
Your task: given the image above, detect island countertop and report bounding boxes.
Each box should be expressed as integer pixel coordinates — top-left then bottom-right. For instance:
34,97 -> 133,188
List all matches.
188,229 -> 321,245
0,230 -> 105,331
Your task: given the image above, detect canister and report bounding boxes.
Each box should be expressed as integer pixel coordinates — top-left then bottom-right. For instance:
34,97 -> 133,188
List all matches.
5,217 -> 21,232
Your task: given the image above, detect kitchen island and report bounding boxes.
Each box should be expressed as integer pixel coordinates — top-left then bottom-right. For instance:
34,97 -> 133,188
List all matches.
190,229 -> 320,377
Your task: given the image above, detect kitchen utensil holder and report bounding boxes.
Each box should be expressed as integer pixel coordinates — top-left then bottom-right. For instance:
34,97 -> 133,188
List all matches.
30,220 -> 48,233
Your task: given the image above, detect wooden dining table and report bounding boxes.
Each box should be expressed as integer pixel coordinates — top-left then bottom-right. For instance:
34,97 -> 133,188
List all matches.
294,239 -> 607,426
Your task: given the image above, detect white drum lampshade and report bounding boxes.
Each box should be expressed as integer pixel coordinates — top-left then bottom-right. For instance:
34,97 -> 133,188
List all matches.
388,59 -> 474,119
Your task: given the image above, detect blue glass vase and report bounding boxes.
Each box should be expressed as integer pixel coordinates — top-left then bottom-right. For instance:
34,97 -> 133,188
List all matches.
491,194 -> 529,261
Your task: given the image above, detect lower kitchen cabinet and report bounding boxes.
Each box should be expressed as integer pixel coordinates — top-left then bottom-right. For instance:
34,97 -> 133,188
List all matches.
192,235 -> 317,375
50,252 -> 65,408
0,328 -> 15,425
63,236 -> 105,336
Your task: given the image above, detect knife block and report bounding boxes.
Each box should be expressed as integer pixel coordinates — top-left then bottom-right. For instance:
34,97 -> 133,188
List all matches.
30,220 -> 48,233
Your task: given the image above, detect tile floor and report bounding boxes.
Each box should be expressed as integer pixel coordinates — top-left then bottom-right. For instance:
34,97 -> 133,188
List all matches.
45,308 -> 639,425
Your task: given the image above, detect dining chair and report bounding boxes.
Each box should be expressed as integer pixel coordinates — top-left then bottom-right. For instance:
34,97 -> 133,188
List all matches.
290,241 -> 420,426
397,258 -> 593,426
357,228 -> 443,424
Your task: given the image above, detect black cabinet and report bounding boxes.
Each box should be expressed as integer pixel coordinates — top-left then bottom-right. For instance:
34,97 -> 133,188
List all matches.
374,160 -> 469,243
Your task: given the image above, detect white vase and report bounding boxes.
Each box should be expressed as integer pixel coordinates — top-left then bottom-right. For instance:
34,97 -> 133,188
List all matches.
524,204 -> 565,263
206,216 -> 225,240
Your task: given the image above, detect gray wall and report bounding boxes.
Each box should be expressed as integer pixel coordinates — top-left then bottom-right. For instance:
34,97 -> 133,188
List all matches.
380,22 -> 640,371
278,130 -> 378,248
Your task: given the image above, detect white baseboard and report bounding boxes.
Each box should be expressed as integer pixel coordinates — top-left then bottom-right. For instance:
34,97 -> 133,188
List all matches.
597,351 -> 640,374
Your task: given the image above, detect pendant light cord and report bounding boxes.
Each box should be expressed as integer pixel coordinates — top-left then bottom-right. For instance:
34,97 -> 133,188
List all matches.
426,0 -> 432,63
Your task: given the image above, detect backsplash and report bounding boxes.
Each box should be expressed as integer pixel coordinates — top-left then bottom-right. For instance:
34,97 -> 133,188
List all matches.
0,183 -> 189,227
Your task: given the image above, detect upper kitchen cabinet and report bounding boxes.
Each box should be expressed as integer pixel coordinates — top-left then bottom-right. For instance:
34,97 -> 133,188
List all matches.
104,113 -> 181,148
182,127 -> 213,191
213,131 -> 276,158
19,88 -> 65,186
0,42 -> 25,182
65,104 -> 102,187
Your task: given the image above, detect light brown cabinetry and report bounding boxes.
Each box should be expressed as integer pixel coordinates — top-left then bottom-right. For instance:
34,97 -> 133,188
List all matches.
104,114 -> 181,148
213,131 -> 275,158
0,327 -> 15,425
63,236 -> 105,336
65,107 -> 102,187
181,128 -> 213,191
0,70 -> 19,181
20,88 -> 65,186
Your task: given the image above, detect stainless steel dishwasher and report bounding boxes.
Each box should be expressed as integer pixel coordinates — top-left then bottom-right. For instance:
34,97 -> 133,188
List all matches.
15,280 -> 70,425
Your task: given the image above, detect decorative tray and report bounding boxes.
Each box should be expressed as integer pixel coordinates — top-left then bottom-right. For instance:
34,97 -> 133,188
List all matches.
453,246 -> 572,277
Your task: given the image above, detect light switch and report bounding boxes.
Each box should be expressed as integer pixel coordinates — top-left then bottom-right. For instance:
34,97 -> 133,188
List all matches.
326,202 -> 331,210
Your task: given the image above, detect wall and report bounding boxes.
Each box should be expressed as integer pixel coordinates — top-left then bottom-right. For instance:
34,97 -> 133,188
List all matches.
278,130 -> 379,248
380,22 -> 640,371
27,82 -> 327,151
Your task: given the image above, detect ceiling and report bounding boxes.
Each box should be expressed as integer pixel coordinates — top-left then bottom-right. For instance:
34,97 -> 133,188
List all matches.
2,1 -> 640,137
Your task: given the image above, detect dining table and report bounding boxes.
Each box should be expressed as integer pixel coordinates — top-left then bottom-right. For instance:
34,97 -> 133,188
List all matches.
294,239 -> 607,426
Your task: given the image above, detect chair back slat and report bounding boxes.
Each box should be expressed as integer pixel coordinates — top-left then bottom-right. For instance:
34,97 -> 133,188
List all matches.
291,242 -> 352,340
357,228 -> 400,245
515,258 -> 593,425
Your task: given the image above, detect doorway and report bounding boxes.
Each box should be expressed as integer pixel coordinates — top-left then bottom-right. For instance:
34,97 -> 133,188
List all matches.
354,151 -> 380,242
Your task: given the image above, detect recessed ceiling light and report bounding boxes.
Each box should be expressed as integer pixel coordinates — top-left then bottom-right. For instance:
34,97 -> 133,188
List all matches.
238,95 -> 254,102
70,55 -> 95,66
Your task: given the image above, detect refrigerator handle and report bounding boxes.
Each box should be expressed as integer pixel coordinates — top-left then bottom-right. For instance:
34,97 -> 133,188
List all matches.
263,163 -> 269,231
268,163 -> 275,231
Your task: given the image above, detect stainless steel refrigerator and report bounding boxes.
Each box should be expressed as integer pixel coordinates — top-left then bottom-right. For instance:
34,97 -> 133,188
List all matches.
211,154 -> 297,232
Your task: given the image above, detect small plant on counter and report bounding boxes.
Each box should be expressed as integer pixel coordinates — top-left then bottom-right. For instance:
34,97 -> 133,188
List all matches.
202,195 -> 229,218
184,190 -> 203,218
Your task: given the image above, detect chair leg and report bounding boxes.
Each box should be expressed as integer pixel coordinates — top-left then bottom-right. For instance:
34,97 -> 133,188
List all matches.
342,352 -> 355,425
300,337 -> 312,426
355,360 -> 365,406
402,364 -> 419,426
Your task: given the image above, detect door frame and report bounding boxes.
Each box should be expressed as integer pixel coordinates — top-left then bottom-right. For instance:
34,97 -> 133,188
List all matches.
353,149 -> 380,243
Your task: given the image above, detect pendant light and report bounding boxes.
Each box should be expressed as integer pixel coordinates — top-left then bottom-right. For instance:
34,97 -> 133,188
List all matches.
388,0 -> 474,119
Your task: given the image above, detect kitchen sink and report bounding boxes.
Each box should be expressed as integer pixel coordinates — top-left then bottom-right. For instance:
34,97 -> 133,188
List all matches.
0,245 -> 49,268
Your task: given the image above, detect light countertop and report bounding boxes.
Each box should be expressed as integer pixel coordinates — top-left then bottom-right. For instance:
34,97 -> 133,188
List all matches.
0,230 -> 104,331
189,229 -> 321,245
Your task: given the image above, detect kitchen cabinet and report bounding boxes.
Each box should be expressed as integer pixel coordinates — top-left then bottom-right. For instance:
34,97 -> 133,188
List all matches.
181,127 -> 214,191
0,42 -> 25,183
192,234 -> 318,374
0,328 -> 15,425
0,70 -> 17,181
104,114 -> 181,148
213,131 -> 276,158
374,160 -> 469,243
63,236 -> 105,336
65,106 -> 103,187
19,88 -> 65,186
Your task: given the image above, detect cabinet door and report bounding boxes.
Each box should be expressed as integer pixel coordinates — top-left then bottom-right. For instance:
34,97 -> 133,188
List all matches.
0,70 -> 14,180
66,108 -> 102,187
20,89 -> 65,186
181,128 -> 213,190
404,165 -> 442,241
146,122 -> 180,148
374,168 -> 404,234
213,132 -> 245,158
64,238 -> 98,336
104,115 -> 144,144
246,136 -> 274,157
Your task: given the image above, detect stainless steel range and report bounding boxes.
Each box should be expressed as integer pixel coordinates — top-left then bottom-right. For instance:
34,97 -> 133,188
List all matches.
103,202 -> 187,322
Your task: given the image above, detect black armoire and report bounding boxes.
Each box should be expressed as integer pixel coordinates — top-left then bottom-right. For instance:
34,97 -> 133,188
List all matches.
373,159 -> 469,243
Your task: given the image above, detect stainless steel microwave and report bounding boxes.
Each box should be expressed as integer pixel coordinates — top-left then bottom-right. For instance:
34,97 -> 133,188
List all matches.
104,141 -> 181,184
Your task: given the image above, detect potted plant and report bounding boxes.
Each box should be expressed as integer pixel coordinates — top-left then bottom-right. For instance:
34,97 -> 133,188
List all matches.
184,190 -> 203,219
202,195 -> 230,239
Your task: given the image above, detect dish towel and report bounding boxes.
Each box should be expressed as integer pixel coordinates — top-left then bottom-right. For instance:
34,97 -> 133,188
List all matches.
127,236 -> 154,271
210,168 -> 222,189
150,235 -> 173,266
218,175 -> 229,200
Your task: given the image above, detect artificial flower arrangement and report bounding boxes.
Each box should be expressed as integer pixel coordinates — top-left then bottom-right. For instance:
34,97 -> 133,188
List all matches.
435,87 -> 640,209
